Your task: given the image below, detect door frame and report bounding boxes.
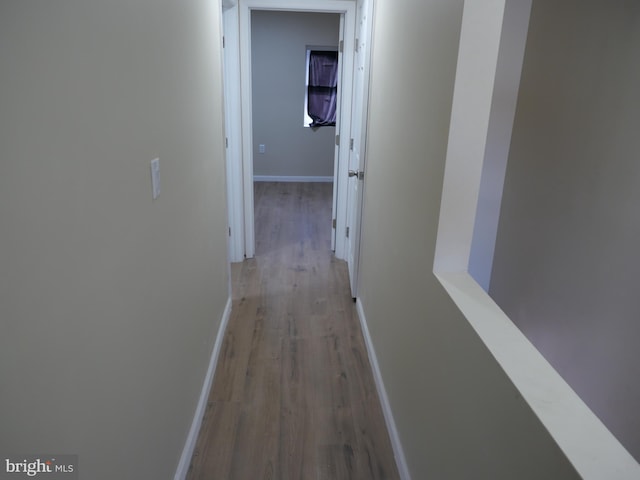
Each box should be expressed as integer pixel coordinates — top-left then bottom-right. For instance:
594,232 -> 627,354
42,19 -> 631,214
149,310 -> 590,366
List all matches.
345,0 -> 375,297
223,3 -> 245,263
227,0 -> 356,260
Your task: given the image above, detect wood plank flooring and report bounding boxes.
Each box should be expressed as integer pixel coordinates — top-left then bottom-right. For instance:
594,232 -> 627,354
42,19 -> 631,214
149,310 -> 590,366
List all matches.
186,182 -> 400,480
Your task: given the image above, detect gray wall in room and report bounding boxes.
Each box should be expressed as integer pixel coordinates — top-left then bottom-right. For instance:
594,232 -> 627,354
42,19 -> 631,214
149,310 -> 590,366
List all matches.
251,10 -> 339,178
0,0 -> 229,478
357,0 -> 579,478
490,0 -> 640,462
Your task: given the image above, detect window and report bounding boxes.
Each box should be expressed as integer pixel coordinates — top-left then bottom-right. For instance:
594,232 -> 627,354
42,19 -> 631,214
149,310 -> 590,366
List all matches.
304,48 -> 338,127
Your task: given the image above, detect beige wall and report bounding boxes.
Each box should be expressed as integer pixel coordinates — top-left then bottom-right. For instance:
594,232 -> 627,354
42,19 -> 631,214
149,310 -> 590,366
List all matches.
357,0 -> 579,477
0,0 -> 229,478
490,0 -> 640,463
251,10 -> 339,178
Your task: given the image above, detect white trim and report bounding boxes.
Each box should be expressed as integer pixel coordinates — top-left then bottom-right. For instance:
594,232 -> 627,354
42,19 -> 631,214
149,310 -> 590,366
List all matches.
466,0 -> 528,291
253,175 -> 333,183
174,297 -> 233,480
434,1 -> 640,478
237,0 -> 356,260
223,5 -> 245,263
356,298 -> 411,480
239,0 -> 255,258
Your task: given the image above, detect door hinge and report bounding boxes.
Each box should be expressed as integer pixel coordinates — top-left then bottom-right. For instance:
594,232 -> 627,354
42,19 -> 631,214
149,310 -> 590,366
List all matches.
225,137 -> 229,148
222,36 -> 225,48
339,40 -> 344,53
229,227 -> 231,236
355,38 -> 359,53
349,138 -> 354,150
346,226 -> 350,238
335,134 -> 340,146
332,218 -> 337,229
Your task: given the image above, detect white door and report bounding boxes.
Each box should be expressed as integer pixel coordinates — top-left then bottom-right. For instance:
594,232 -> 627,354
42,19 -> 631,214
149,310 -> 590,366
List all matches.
345,0 -> 373,297
330,15 -> 346,252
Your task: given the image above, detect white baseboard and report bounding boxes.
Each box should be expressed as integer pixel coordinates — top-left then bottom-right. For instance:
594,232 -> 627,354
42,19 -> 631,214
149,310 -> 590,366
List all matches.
253,175 -> 334,183
356,298 -> 411,480
174,296 -> 233,480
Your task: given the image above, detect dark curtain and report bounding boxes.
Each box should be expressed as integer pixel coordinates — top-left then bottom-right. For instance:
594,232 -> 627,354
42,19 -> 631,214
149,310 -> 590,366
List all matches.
307,51 -> 339,127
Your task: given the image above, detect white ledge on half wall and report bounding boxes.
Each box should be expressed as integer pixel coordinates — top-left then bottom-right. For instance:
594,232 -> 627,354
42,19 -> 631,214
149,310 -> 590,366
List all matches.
434,271 -> 640,479
433,1 -> 640,478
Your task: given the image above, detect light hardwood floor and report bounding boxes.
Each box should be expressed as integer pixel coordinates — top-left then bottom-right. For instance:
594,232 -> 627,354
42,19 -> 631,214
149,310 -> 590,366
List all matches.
186,182 -> 400,480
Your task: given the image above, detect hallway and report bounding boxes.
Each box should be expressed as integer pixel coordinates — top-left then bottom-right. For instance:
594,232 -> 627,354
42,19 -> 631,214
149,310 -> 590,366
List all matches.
186,182 -> 400,479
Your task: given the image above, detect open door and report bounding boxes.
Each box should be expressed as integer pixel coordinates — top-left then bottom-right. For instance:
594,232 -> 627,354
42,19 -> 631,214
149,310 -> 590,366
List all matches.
345,0 -> 374,297
330,14 -> 346,252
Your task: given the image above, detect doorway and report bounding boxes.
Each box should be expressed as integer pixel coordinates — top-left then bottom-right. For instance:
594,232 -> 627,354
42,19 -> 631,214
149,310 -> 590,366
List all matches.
224,0 -> 373,298
250,10 -> 339,255
224,0 -> 357,260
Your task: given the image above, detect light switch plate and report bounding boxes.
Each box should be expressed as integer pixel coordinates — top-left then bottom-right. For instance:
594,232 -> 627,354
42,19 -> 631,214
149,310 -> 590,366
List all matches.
151,158 -> 160,199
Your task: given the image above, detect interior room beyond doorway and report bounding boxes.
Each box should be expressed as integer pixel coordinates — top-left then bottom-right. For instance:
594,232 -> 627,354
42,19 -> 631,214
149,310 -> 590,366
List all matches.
250,10 -> 340,185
